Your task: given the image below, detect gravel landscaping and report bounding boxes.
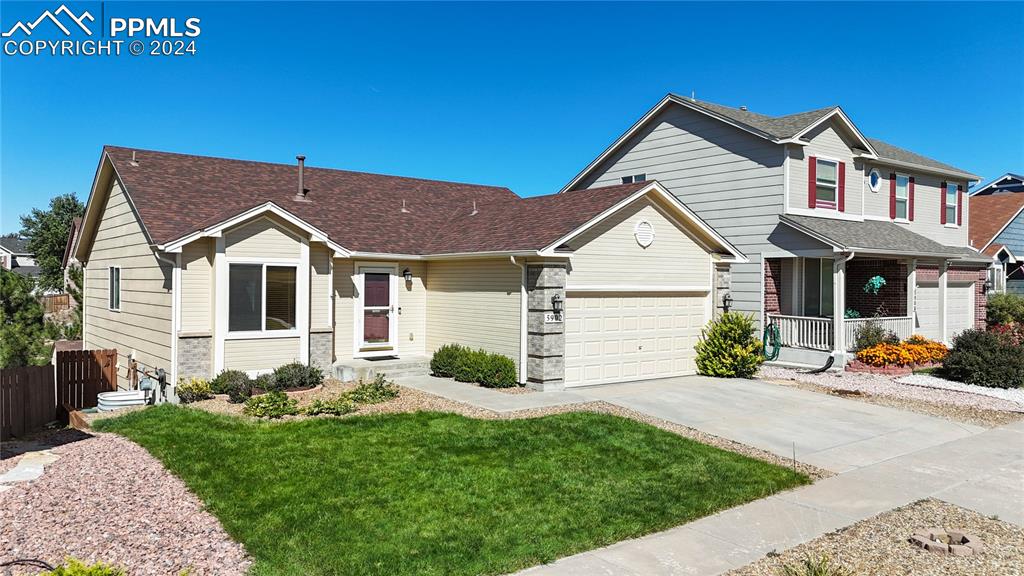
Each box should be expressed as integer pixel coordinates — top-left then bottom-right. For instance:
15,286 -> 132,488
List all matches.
728,498 -> 1024,576
897,373 -> 1024,406
759,366 -> 1024,427
0,431 -> 249,575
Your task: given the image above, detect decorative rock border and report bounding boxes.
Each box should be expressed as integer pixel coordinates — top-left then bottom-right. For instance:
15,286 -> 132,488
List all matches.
909,528 -> 985,556
846,361 -> 940,376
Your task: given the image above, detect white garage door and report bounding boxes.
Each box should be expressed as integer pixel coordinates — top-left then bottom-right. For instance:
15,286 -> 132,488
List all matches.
915,282 -> 974,342
563,292 -> 708,388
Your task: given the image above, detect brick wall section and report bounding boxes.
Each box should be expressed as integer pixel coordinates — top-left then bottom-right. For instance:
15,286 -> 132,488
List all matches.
309,330 -> 334,371
917,266 -> 988,329
177,336 -> 212,380
846,260 -> 907,317
764,259 -> 781,316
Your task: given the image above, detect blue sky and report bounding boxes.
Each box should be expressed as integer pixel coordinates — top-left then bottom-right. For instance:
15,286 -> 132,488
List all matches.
2,1 -> 1022,233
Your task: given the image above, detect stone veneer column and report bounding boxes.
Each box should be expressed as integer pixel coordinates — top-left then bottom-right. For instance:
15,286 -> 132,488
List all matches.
309,330 -> 334,371
177,335 -> 212,380
714,263 -> 732,318
526,263 -> 566,391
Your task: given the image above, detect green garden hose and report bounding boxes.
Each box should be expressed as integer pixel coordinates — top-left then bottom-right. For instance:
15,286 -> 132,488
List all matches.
763,322 -> 781,361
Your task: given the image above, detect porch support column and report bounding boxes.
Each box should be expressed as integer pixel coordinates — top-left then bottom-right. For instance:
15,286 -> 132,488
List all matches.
906,258 -> 916,325
832,254 -> 847,361
938,259 -> 949,345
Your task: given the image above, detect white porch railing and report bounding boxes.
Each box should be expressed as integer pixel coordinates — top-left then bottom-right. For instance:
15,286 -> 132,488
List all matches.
767,314 -> 915,352
768,314 -> 833,351
843,316 -> 914,349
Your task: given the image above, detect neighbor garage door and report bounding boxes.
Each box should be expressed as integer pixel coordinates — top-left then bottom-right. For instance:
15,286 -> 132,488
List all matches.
563,292 -> 708,388
915,282 -> 974,342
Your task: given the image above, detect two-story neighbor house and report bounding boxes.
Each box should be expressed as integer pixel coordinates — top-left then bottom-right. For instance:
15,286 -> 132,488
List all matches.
969,176 -> 1024,295
563,94 -> 990,364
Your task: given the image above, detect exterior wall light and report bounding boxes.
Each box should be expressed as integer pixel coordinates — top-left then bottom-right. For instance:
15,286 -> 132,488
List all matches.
551,293 -> 563,313
983,278 -> 993,294
403,268 -> 413,283
722,292 -> 733,312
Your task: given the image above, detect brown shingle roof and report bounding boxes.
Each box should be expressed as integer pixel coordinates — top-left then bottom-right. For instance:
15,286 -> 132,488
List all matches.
103,146 -> 650,255
969,193 -> 1024,255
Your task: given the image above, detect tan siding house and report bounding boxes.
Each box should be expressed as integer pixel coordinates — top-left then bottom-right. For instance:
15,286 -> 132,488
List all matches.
75,146 -> 743,395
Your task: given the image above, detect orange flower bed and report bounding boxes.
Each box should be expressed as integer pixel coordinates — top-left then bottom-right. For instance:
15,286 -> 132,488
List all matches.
855,336 -> 948,367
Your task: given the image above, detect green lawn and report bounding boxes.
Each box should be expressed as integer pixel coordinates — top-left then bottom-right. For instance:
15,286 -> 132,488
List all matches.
96,406 -> 808,576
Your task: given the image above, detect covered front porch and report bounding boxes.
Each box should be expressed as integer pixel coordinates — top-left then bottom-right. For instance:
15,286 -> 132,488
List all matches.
765,256 -> 918,353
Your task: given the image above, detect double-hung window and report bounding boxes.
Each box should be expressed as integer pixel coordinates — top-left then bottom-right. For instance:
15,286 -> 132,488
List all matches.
815,159 -> 838,208
894,175 -> 909,220
108,266 -> 121,311
945,183 -> 958,225
228,263 -> 297,332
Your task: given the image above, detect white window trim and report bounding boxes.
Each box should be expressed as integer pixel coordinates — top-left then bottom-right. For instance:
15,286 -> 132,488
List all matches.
893,173 -> 910,222
226,260 -> 300,338
944,183 -> 960,228
108,266 -> 121,311
814,157 -> 840,211
868,168 -> 882,193
352,262 -> 399,359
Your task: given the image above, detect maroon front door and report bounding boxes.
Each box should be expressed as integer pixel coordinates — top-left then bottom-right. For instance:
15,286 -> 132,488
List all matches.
362,272 -> 391,346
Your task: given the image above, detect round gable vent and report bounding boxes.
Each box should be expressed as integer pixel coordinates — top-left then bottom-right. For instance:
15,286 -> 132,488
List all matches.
634,220 -> 655,248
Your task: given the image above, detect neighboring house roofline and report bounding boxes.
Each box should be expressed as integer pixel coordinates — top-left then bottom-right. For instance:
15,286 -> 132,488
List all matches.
979,203 -> 1024,253
559,94 -> 977,193
541,180 -> 747,263
971,172 -> 1024,195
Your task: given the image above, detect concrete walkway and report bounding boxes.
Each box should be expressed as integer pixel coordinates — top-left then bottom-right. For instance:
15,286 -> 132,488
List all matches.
395,374 -> 1024,575
396,374 -> 593,412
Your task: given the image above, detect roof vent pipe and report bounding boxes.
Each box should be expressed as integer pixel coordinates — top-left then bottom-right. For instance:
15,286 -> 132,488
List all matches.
470,200 -> 478,216
294,155 -> 310,202
740,105 -> 748,111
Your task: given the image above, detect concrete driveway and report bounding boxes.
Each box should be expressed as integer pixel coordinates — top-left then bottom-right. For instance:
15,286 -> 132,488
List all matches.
572,375 -> 985,473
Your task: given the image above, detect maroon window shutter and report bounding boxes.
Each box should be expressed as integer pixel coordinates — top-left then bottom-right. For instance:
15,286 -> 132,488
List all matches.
940,181 -> 947,224
838,162 -> 846,212
889,173 -> 897,219
908,176 -> 915,221
957,184 -> 964,225
808,156 -> 817,208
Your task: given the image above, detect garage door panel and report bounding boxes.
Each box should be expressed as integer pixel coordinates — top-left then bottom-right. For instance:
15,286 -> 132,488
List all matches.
563,291 -> 707,388
915,282 -> 974,342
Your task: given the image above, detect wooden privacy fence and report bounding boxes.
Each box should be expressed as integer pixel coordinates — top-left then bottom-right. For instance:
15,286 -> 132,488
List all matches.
42,293 -> 72,314
1,365 -> 57,441
56,349 -> 117,410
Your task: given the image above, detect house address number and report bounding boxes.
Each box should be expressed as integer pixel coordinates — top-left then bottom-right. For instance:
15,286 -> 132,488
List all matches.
544,312 -> 563,323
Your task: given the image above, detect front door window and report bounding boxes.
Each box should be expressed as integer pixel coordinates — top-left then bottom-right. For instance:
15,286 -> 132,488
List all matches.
362,272 -> 391,345
802,258 -> 834,318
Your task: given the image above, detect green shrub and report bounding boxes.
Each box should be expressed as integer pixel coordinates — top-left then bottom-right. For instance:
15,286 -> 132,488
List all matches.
347,374 -> 400,404
452,348 -> 487,382
175,377 -> 212,403
987,293 -> 1024,326
853,319 -> 899,351
430,343 -> 467,378
43,559 -> 126,576
478,353 -> 518,388
211,369 -> 250,395
695,312 -> 763,378
243,390 -> 299,418
272,362 -> 324,390
777,554 -> 851,576
943,328 -> 1024,388
303,395 -> 356,416
253,372 -> 277,392
227,376 -> 254,404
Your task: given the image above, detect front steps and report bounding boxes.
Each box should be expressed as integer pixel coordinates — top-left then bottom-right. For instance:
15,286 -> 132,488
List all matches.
332,355 -> 431,382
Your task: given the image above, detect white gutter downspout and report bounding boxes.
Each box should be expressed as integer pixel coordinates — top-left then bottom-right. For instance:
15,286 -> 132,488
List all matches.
154,250 -> 179,402
511,256 -> 528,385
